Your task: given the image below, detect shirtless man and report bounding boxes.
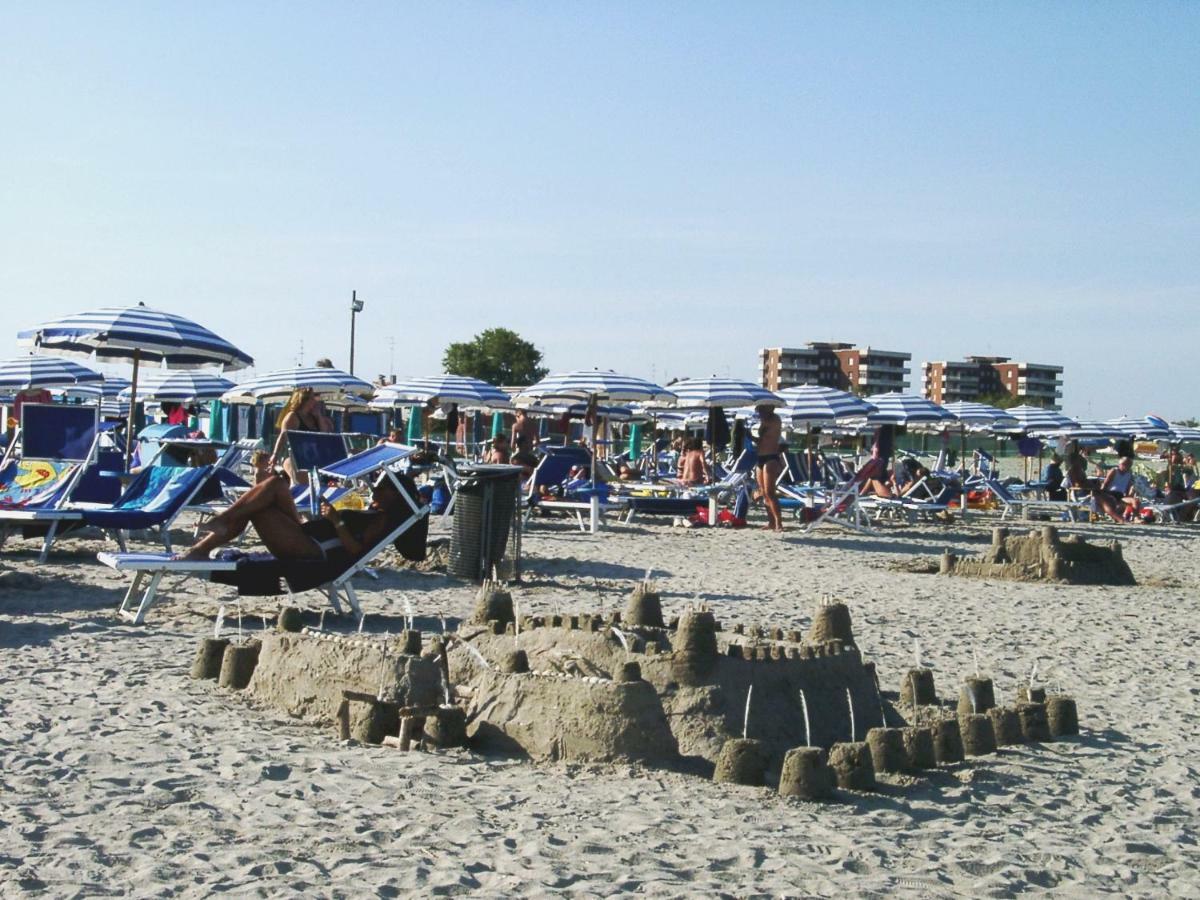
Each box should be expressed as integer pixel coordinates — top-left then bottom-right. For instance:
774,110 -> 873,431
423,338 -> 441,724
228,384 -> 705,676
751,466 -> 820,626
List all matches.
755,403 -> 784,531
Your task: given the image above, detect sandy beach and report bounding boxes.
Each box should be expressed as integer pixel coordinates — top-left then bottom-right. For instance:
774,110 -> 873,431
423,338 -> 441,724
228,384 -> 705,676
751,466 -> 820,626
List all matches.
2,511 -> 1199,897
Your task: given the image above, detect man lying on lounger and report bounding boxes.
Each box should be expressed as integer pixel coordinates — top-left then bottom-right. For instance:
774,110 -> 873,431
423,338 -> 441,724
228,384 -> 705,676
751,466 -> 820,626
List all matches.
178,473 -> 403,562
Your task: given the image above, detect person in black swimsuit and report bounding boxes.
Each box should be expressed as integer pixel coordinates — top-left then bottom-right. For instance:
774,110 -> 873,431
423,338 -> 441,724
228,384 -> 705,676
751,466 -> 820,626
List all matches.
178,473 -> 404,562
267,388 -> 334,481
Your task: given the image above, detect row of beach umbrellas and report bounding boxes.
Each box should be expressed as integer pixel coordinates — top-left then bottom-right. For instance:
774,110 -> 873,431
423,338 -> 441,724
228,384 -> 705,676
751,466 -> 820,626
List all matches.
6,304 -> 1198,464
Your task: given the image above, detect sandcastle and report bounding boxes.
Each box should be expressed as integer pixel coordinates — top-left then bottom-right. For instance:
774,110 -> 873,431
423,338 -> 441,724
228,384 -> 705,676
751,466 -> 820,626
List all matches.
940,526 -> 1135,585
186,580 -> 1083,802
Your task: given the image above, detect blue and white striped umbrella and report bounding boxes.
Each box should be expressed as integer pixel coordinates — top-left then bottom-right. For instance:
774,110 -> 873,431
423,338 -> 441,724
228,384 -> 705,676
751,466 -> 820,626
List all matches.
372,374 -> 512,409
941,401 -> 1019,430
117,371 -> 235,403
18,303 -> 252,370
1169,424 -> 1200,444
994,404 -> 1076,434
1105,415 -> 1172,441
1035,420 -> 1127,441
223,367 -> 374,401
865,393 -> 954,426
660,377 -> 781,409
516,370 -> 675,405
0,356 -> 104,390
522,402 -> 637,423
776,385 -> 876,424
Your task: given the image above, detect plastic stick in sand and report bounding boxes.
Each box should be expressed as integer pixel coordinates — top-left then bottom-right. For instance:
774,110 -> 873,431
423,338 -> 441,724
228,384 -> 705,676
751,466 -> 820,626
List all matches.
743,684 -> 753,739
459,639 -> 491,671
402,594 -> 414,633
967,682 -> 978,715
377,644 -> 388,701
798,688 -> 811,747
1029,660 -> 1039,691
261,616 -> 269,632
357,614 -> 366,634
643,567 -> 653,588
874,678 -> 888,728
610,626 -> 629,652
846,687 -> 856,742
910,671 -> 921,715
236,599 -> 243,643
318,609 -> 327,632
438,657 -> 451,704
214,605 -> 226,640
438,611 -> 447,633
973,645 -> 981,679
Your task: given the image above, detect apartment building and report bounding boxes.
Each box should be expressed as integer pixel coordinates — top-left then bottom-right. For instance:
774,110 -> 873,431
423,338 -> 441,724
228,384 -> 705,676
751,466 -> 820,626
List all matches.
759,343 -> 912,395
922,355 -> 1063,409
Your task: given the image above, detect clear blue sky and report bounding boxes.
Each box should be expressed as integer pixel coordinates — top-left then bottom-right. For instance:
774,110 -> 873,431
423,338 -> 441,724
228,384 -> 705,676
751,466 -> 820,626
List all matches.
3,3 -> 1197,418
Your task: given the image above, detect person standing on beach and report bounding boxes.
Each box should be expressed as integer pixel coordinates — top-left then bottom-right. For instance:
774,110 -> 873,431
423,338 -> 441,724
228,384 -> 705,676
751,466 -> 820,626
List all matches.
755,403 -> 784,531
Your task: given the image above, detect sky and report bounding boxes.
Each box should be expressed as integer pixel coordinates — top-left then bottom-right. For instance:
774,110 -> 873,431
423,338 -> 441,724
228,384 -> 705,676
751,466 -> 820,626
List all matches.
2,3 -> 1198,418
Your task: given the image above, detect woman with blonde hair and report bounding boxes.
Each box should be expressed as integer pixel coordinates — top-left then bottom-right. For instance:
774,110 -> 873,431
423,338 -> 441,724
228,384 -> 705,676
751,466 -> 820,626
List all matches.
267,387 -> 333,480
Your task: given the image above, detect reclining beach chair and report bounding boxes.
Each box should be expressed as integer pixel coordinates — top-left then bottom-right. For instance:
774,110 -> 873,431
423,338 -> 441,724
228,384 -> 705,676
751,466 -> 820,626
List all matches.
982,476 -> 1092,522
0,403 -> 101,562
79,464 -> 217,552
523,446 -> 618,533
98,444 -> 429,625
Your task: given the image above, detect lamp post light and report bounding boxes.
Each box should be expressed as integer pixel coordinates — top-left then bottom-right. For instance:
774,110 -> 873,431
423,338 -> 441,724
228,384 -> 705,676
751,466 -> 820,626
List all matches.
349,290 -> 364,375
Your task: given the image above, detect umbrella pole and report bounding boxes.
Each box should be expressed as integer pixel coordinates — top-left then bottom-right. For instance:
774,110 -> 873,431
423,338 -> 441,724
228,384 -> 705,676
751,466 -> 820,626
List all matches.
124,349 -> 140,471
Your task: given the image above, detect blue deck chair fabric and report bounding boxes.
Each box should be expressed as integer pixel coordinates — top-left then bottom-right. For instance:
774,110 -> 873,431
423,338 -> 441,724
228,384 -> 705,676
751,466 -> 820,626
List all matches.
287,430 -> 349,472
318,443 -> 413,481
82,466 -> 213,531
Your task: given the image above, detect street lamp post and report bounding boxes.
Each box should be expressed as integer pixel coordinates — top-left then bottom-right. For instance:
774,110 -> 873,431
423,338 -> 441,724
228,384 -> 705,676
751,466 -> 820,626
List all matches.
349,290 -> 364,375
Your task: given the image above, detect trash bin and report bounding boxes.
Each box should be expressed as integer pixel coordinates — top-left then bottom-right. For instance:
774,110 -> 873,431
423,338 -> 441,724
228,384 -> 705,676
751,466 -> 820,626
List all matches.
448,464 -> 524,582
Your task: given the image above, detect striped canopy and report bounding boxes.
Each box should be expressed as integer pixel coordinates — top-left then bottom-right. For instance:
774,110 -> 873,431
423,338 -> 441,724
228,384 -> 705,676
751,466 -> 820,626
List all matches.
661,377 -> 782,409
18,303 -> 252,370
1036,420 -> 1128,441
372,374 -> 511,409
865,393 -> 954,426
941,401 -> 1019,430
515,370 -> 675,405
1105,415 -> 1172,441
223,367 -> 374,401
118,371 -> 235,403
776,385 -> 876,424
521,402 -> 637,423
1169,424 -> 1200,444
995,405 -> 1076,434
0,356 -> 104,390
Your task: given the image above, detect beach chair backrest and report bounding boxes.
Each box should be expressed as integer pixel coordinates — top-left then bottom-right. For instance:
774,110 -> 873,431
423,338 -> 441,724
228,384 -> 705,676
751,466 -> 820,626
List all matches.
286,430 -> 349,472
0,458 -> 79,509
20,403 -> 99,463
985,477 -> 1016,504
530,447 -> 587,492
115,466 -> 213,514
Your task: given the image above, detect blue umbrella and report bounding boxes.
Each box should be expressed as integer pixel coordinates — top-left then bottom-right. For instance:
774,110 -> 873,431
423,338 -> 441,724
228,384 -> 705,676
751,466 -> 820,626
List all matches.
995,405 -> 1076,434
19,303 -> 252,466
865,393 -> 954,427
1105,415 -> 1172,441
118,371 -> 235,403
223,366 -> 373,401
0,356 -> 104,391
372,374 -> 512,409
776,384 -> 876,424
663,377 -> 782,409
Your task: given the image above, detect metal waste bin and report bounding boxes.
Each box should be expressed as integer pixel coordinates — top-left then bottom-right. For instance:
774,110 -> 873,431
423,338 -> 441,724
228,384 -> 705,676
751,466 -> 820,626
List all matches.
448,464 -> 524,582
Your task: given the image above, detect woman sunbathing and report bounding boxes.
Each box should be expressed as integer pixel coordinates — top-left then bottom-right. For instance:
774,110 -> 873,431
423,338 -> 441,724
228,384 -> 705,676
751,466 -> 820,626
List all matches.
178,474 -> 404,562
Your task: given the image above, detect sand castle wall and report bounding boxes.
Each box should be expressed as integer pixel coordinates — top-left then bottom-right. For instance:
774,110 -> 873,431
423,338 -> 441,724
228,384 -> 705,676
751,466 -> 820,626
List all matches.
940,527 -> 1135,585
247,631 -> 442,725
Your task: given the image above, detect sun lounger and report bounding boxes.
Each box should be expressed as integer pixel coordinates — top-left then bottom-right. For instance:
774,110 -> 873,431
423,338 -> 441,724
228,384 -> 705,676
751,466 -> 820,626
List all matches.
98,451 -> 429,625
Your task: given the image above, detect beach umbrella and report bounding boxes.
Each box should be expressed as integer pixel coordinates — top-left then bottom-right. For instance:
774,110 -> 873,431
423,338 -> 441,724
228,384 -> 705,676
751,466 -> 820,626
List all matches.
118,371 -> 235,404
0,356 -> 104,391
372,374 -> 512,409
1168,424 -> 1200,444
775,384 -> 876,424
994,405 -> 1076,434
662,377 -> 782,409
1104,415 -> 1172,441
223,366 -> 373,401
516,370 -> 673,484
941,401 -> 1018,430
18,303 -> 251,467
522,402 -> 637,423
1036,420 -> 1127,442
865,393 -> 954,426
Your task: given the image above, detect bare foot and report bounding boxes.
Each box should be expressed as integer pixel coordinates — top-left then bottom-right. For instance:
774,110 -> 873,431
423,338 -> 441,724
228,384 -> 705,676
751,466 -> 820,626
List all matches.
174,547 -> 212,562
196,520 -> 229,541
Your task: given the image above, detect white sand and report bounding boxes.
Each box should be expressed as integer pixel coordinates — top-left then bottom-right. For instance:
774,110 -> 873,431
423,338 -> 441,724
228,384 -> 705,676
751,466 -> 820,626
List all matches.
2,512 -> 1199,896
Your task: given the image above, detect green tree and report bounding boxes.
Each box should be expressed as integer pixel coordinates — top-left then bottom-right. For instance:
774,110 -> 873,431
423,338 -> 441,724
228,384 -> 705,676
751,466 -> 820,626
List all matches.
442,328 -> 548,387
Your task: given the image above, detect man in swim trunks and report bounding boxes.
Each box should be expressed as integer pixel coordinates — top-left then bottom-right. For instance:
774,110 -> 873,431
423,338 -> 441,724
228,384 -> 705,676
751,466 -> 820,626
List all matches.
755,403 -> 784,531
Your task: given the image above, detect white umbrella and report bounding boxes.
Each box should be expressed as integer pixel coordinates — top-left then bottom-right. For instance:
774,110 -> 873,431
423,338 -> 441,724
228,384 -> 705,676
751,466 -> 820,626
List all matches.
223,366 -> 374,401
1036,420 -> 1127,442
19,303 -> 251,467
118,371 -> 235,404
1105,415 -> 1172,441
373,374 -> 512,409
662,377 -> 782,409
776,385 -> 876,424
865,393 -> 954,426
995,405 -> 1076,434
1168,424 -> 1200,444
0,356 -> 104,390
